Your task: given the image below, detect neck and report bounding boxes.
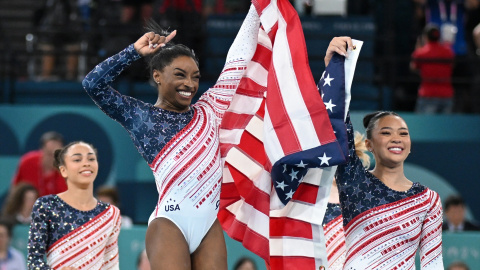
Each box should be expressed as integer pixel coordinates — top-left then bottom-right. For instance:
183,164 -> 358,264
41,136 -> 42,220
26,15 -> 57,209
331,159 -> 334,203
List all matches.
371,162 -> 411,191
328,182 -> 340,204
58,185 -> 96,211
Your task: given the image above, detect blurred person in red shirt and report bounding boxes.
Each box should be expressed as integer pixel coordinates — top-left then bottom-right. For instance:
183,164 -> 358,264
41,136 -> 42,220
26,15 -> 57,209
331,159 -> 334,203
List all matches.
11,131 -> 67,196
411,23 -> 455,113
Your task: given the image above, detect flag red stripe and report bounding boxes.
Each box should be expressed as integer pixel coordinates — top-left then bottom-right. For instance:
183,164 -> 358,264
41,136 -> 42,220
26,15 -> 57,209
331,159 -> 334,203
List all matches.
266,67 -> 302,155
219,211 -> 270,261
221,113 -> 255,131
225,163 -> 270,215
291,183 -> 319,204
279,0 -> 337,144
251,44 -> 273,70
270,217 -> 313,238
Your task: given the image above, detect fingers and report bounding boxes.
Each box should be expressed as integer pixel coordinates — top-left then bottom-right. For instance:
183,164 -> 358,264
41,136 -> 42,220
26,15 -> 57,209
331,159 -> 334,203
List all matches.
328,36 -> 353,57
147,30 -> 177,49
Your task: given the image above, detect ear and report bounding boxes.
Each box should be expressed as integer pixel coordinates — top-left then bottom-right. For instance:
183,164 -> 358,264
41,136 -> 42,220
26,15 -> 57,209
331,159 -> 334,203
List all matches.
59,166 -> 68,179
365,139 -> 373,152
153,69 -> 162,85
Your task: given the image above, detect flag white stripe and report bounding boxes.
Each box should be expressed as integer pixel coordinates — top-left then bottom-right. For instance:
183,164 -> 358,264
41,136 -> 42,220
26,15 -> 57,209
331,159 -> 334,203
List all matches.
225,148 -> 272,195
245,60 -> 269,87
270,238 -> 315,257
272,13 -> 320,151
226,94 -> 263,115
263,108 -> 284,162
245,115 -> 264,142
226,200 -> 270,238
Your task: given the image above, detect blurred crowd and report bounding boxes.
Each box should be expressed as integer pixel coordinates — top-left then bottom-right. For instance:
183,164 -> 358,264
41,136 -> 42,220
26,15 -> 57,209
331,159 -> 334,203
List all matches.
22,0 -> 480,114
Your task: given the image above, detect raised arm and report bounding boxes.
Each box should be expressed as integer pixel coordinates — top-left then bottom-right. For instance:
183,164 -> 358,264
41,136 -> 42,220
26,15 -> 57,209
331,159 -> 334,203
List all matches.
27,199 -> 52,270
82,31 -> 176,125
197,4 -> 260,113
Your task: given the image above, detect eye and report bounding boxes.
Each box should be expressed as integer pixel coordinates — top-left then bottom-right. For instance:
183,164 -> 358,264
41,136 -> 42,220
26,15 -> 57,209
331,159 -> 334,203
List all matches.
89,158 -> 96,161
380,131 -> 390,135
400,132 -> 409,136
175,73 -> 185,77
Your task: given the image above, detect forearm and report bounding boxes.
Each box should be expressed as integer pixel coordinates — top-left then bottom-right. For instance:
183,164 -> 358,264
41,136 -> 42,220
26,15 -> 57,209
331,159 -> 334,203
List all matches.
82,44 -> 141,102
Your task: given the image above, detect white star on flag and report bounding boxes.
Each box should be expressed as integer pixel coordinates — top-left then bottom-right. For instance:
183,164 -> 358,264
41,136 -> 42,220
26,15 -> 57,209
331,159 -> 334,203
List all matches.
323,73 -> 334,86
318,152 -> 332,166
276,181 -> 288,191
282,164 -> 287,173
295,160 -> 308,168
324,99 -> 337,112
285,189 -> 295,200
289,169 -> 299,180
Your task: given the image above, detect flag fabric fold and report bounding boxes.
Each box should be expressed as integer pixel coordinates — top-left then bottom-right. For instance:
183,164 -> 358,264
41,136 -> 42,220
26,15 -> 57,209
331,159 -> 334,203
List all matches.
218,0 -> 362,268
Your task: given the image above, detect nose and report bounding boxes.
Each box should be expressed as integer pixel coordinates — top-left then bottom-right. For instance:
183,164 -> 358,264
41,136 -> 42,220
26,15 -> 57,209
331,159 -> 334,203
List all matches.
184,77 -> 195,89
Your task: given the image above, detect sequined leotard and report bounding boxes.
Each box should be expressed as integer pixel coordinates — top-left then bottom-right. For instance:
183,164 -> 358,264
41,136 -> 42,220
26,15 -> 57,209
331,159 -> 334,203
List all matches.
322,203 -> 345,270
334,116 -> 443,269
27,195 -> 121,269
82,7 -> 259,253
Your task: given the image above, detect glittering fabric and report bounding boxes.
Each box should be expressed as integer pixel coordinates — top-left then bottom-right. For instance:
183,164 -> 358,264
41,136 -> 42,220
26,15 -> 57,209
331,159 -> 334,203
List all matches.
322,202 -> 342,226
82,44 -> 193,164
27,195 -> 115,269
335,115 -> 426,226
82,7 -> 259,254
334,115 -> 444,269
322,203 -> 346,270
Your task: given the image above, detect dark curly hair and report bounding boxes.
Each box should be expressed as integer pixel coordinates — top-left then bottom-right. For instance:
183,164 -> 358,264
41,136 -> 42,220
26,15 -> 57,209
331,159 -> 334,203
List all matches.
144,20 -> 199,78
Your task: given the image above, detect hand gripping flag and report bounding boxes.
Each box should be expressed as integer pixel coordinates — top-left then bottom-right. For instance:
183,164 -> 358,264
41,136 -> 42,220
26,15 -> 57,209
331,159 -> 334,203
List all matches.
218,0 -> 362,268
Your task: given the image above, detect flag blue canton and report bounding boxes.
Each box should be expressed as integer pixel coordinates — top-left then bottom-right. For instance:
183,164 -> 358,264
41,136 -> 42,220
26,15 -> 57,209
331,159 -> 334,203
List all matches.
271,53 -> 349,206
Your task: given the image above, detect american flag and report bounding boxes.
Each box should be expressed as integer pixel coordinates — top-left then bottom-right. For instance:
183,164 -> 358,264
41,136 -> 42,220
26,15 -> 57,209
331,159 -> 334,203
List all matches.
218,0 -> 362,268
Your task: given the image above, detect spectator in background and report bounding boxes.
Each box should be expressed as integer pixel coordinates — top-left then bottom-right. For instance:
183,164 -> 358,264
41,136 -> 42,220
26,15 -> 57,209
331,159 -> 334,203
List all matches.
121,0 -> 153,24
96,185 -> 134,228
472,22 -> 480,114
34,0 -> 86,80
0,220 -> 27,269
27,141 -> 121,269
233,256 -> 257,270
11,131 -> 67,197
448,261 -> 470,270
1,183 -> 38,225
137,249 -> 151,270
411,23 -> 455,113
443,195 -> 480,232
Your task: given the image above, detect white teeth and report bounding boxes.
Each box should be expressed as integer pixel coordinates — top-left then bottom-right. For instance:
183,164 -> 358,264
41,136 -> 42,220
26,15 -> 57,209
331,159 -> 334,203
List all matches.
81,171 -> 93,174
389,147 -> 402,151
178,91 -> 192,97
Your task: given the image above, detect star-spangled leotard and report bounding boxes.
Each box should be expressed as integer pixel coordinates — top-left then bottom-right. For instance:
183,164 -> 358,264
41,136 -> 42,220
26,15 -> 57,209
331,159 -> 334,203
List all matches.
83,7 -> 260,253
334,115 -> 443,269
322,203 -> 346,270
27,195 -> 120,269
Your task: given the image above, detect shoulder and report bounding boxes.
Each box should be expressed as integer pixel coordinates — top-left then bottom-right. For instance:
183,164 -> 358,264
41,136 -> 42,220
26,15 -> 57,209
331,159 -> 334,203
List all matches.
8,247 -> 25,259
35,195 -> 56,206
19,150 -> 42,163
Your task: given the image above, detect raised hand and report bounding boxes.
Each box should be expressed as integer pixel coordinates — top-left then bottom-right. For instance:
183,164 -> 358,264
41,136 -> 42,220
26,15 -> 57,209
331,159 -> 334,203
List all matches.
134,30 -> 177,57
324,36 -> 353,67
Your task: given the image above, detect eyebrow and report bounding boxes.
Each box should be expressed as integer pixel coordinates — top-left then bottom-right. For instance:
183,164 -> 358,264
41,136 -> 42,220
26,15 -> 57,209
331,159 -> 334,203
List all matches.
380,127 -> 408,131
174,68 -> 200,74
71,152 -> 96,157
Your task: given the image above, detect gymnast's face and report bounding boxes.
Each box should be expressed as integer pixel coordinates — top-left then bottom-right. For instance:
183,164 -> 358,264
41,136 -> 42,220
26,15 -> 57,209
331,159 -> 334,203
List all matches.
365,115 -> 411,168
59,143 -> 98,188
153,55 -> 200,113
